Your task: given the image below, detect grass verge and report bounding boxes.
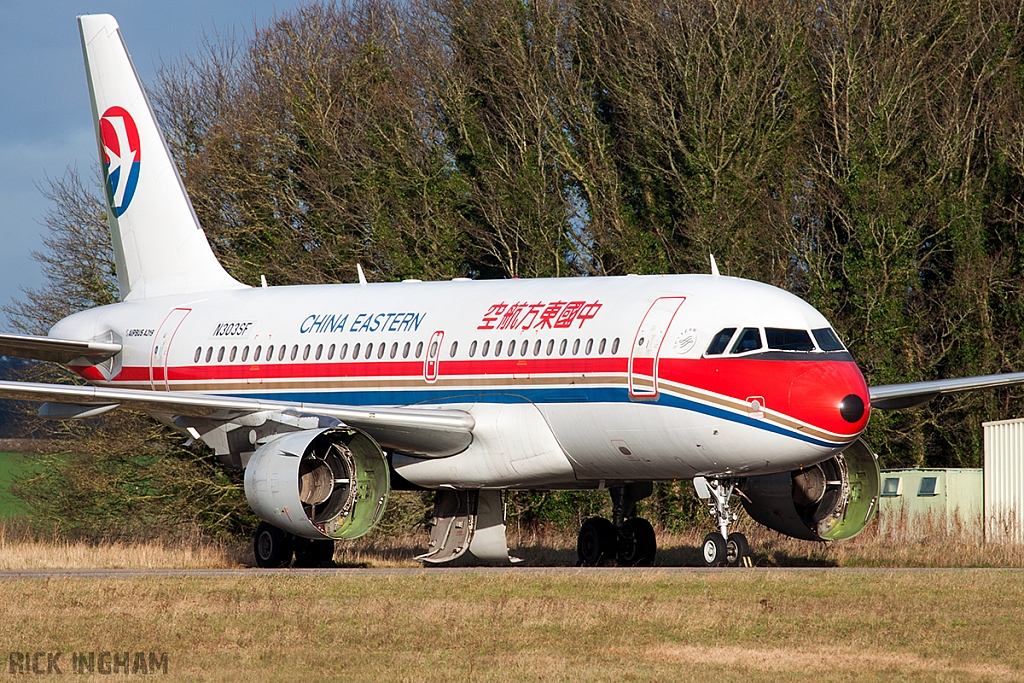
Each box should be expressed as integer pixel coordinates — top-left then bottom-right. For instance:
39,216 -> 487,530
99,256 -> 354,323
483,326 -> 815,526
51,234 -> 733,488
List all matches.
1,571 -> 1022,682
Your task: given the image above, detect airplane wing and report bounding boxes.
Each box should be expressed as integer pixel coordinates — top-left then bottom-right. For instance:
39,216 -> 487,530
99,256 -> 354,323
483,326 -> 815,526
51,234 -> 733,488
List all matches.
0,379 -> 474,458
0,333 -> 121,363
870,371 -> 1024,410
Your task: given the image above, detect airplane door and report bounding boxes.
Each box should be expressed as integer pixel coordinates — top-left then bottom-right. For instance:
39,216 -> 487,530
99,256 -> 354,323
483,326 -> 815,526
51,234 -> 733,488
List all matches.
150,308 -> 191,391
424,330 -> 444,383
629,297 -> 685,398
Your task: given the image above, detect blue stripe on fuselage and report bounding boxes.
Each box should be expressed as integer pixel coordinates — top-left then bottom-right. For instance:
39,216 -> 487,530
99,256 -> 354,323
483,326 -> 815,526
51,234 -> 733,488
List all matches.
217,385 -> 850,449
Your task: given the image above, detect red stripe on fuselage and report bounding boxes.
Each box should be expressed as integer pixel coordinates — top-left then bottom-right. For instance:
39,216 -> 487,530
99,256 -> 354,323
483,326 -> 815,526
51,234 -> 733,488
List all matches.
77,353 -> 867,437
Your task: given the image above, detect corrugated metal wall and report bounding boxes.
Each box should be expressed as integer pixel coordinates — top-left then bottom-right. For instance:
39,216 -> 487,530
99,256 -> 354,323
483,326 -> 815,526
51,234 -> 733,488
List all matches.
983,417 -> 1024,544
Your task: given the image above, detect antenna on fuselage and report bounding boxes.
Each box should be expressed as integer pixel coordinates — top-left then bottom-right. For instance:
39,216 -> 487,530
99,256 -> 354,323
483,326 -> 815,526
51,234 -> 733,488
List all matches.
710,254 -> 720,277
357,263 -> 368,286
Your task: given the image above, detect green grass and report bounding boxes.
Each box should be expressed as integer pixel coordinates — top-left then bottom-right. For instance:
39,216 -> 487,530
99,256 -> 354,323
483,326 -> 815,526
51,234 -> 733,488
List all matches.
0,451 -> 42,517
1,571 -> 1022,681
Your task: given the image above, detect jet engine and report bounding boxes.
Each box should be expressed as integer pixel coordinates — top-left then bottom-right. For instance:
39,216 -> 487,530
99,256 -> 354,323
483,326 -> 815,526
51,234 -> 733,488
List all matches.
739,439 -> 880,541
244,426 -> 389,540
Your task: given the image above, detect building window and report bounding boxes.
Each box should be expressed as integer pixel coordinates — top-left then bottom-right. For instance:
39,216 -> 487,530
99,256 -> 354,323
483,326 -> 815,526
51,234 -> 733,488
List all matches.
881,477 -> 901,497
918,477 -> 938,497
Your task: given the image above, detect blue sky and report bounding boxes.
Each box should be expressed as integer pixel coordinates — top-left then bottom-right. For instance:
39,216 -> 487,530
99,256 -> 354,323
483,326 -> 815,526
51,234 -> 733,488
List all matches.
0,1 -> 304,330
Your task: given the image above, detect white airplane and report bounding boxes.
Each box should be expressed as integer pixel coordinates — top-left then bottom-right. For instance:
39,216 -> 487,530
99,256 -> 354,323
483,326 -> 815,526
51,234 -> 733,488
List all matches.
2,14 -> 1022,568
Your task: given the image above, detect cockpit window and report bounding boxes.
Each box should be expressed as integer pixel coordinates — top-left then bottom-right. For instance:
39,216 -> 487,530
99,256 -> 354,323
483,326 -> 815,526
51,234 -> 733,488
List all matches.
730,328 -> 762,354
705,328 -> 736,355
812,328 -> 845,352
765,328 -> 815,351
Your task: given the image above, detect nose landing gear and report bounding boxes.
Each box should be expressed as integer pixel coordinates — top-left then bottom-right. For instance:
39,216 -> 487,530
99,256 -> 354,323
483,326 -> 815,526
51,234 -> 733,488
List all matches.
694,476 -> 751,567
576,482 -> 658,566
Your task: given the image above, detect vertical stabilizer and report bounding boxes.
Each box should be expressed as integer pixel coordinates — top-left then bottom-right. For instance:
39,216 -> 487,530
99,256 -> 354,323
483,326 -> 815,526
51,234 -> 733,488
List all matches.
78,14 -> 246,300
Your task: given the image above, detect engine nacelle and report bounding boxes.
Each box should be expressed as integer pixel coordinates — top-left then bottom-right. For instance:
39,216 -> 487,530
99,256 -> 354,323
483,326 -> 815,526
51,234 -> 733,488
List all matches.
740,439 -> 880,541
244,427 -> 390,540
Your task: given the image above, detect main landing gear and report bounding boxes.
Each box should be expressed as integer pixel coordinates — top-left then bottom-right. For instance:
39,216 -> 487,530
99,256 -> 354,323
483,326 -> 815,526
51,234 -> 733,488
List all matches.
253,521 -> 337,568
577,482 -> 657,567
694,477 -> 751,567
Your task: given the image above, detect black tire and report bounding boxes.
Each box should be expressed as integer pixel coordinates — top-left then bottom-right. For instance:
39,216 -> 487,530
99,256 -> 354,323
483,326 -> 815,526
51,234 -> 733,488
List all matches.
254,522 -> 295,568
294,539 -> 336,568
726,532 -> 750,567
701,532 -> 727,567
617,518 -> 657,567
577,517 -> 617,566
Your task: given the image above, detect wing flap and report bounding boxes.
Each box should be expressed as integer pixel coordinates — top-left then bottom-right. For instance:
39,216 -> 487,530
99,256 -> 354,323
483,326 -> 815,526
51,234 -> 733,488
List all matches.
0,333 -> 121,363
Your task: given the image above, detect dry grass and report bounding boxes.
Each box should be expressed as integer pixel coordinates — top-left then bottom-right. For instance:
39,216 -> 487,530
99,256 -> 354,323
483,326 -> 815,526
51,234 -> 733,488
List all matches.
3,516 -> 1024,569
0,523 -> 250,570
2,571 -> 1023,681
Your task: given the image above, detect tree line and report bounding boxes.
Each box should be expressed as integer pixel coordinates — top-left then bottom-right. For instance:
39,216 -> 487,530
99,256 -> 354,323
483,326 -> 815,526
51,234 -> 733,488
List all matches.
6,0 -> 1024,536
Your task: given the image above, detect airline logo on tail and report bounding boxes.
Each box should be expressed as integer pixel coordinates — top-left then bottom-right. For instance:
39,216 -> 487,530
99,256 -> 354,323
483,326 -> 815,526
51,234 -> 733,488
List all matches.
99,106 -> 141,216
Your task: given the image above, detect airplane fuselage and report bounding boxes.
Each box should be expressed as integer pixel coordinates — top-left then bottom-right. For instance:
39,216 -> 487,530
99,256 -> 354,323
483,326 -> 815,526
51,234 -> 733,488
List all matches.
51,273 -> 870,489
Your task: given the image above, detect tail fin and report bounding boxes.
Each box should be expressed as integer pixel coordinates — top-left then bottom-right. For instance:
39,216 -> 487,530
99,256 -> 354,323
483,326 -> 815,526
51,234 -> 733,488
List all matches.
78,14 -> 246,300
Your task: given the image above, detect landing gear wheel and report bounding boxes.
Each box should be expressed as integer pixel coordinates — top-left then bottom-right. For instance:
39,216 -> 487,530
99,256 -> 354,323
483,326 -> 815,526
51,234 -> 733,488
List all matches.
726,532 -> 750,567
294,539 -> 336,568
701,532 -> 727,567
617,518 -> 657,566
577,517 -> 617,566
254,522 -> 295,568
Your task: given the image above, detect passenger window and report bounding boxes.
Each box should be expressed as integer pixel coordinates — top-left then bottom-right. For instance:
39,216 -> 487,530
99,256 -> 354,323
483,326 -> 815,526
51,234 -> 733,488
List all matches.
230,346 -> 237,362
315,344 -> 323,360
390,342 -> 398,359
706,328 -> 736,355
430,341 -> 438,358
585,339 -> 593,355
303,344 -> 310,360
494,340 -> 503,356
416,341 -> 424,358
766,328 -> 814,351
278,346 -> 287,361
205,347 -> 213,363
507,340 -> 516,357
366,343 -> 374,360
812,328 -> 845,352
403,342 -> 410,359
599,338 -> 606,354
482,340 -> 491,357
469,341 -> 477,357
730,328 -> 762,354
377,342 -> 385,359
519,340 -> 528,356
572,339 -> 580,355
194,347 -> 201,363
559,339 -> 567,356
241,346 -> 249,363
611,338 -> 620,354
217,347 -> 225,363
336,343 -> 344,360
254,346 -> 262,362
533,339 -> 541,356
290,345 -> 298,361
546,340 -> 554,356
450,341 -> 458,357
352,343 -> 360,359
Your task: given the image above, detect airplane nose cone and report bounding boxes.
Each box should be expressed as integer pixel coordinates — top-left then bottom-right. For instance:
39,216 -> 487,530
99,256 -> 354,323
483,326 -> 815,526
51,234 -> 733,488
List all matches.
839,394 -> 865,423
788,361 -> 869,437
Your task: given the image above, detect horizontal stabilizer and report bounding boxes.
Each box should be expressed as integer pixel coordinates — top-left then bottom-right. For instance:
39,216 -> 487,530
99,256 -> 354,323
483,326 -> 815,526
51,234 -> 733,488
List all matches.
0,333 -> 121,364
870,371 -> 1024,410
